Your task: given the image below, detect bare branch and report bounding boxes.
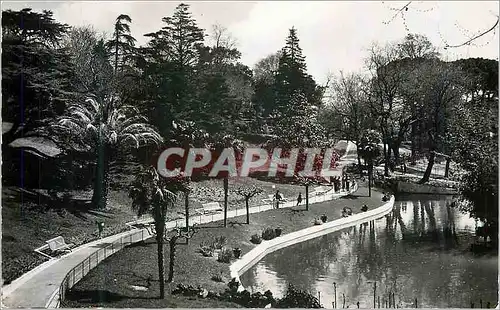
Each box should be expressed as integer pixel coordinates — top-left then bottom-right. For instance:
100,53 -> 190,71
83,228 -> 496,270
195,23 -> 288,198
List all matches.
384,2 -> 499,49
444,16 -> 499,48
383,1 -> 412,25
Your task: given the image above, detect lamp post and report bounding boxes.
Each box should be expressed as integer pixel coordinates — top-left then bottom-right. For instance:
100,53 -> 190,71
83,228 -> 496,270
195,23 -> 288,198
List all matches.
333,282 -> 337,308
368,281 -> 377,308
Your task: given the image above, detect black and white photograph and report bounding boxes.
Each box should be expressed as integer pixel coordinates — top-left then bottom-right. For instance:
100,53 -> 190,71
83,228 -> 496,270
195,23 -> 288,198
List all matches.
1,1 -> 498,308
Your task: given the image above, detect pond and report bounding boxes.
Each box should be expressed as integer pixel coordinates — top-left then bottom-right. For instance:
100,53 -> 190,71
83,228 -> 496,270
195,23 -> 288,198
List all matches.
239,194 -> 498,308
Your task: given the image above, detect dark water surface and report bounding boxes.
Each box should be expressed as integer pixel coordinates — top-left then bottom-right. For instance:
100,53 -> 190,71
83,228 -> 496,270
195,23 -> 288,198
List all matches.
239,195 -> 498,308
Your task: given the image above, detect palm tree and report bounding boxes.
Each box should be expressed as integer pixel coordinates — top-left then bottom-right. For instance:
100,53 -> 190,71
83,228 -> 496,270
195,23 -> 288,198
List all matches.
53,96 -> 162,209
129,167 -> 178,299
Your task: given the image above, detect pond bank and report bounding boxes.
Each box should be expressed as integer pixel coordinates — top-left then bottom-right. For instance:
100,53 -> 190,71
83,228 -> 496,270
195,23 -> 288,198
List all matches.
230,196 -> 395,291
63,183 -> 386,308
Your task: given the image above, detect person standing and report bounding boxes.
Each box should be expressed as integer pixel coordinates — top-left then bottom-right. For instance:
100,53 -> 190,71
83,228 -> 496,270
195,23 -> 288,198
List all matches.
346,177 -> 350,192
296,193 -> 302,206
275,190 -> 282,209
341,175 -> 345,191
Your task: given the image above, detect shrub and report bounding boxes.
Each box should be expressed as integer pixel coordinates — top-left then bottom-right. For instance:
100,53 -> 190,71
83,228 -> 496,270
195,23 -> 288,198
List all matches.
276,284 -> 322,308
274,227 -> 282,237
199,245 -> 214,257
217,248 -> 233,263
172,283 -> 202,297
232,247 -> 242,259
250,234 -> 262,244
313,219 -> 323,225
211,273 -> 224,283
262,227 -> 276,240
227,277 -> 240,293
320,214 -> 327,223
212,236 -> 227,249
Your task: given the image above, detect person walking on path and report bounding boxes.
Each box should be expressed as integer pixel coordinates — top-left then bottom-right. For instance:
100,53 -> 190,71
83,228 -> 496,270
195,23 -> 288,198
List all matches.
97,221 -> 105,239
296,193 -> 302,206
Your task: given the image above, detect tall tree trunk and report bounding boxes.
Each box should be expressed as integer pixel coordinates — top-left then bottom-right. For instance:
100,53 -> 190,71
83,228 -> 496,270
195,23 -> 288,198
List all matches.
444,158 -> 451,178
305,184 -> 309,211
155,219 -> 166,299
114,30 -> 119,74
419,151 -> 435,184
223,177 -> 228,227
392,142 -> 400,162
157,238 -> 165,299
246,198 -> 250,224
383,142 -> 389,177
356,143 -> 362,176
185,191 -> 189,244
368,162 -> 373,197
167,236 -> 177,283
92,142 -> 109,209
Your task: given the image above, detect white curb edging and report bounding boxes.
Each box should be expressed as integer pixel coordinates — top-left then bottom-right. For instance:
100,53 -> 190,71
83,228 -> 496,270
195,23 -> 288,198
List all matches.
3,182 -> 357,308
229,196 -> 395,291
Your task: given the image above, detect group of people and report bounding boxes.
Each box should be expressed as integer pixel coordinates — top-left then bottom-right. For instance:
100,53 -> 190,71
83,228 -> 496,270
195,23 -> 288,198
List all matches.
274,173 -> 358,209
330,174 -> 355,193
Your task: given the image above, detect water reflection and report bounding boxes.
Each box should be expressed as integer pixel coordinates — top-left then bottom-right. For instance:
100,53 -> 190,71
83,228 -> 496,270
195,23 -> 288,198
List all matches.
239,195 -> 498,308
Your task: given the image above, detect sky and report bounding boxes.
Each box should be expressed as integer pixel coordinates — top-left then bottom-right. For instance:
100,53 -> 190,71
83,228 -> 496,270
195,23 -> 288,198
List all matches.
2,1 -> 499,84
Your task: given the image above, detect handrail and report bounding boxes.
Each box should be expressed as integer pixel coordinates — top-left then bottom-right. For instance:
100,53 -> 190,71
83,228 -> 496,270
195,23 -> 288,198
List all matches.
51,183 -> 357,308
49,229 -> 150,308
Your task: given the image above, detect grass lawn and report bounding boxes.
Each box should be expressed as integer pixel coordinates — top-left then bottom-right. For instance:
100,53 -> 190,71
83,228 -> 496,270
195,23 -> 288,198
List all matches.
1,173 -> 307,285
1,187 -> 136,284
63,182 -> 384,308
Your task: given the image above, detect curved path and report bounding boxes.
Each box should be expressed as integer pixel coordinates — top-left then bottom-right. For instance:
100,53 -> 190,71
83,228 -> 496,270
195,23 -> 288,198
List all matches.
2,146 -> 360,308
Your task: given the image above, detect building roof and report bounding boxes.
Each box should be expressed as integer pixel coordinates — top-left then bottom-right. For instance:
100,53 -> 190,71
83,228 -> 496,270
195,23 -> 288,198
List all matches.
9,136 -> 62,158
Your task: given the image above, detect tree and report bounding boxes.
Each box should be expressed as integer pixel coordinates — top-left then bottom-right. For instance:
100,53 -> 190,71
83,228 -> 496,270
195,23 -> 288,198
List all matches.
143,3 -> 205,135
326,71 -> 371,171
105,14 -> 136,74
359,129 -> 382,197
274,27 -> 323,115
365,42 -> 407,176
383,2 -> 499,49
129,167 -> 192,298
194,25 -> 253,135
395,34 -> 439,160
446,59 -> 498,239
234,185 -> 263,224
413,60 -> 463,184
397,33 -> 440,60
251,51 -> 282,131
52,97 -> 162,209
253,51 -> 281,83
63,26 -> 113,100
2,9 -> 75,146
209,135 -> 244,227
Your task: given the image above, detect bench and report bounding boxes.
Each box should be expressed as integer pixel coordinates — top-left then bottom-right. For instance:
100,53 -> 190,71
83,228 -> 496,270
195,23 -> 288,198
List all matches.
125,216 -> 155,228
34,236 -> 74,259
313,186 -> 330,195
262,194 -> 275,204
47,236 -> 74,252
194,202 -> 223,215
262,194 -> 290,206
